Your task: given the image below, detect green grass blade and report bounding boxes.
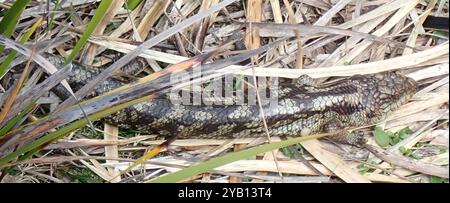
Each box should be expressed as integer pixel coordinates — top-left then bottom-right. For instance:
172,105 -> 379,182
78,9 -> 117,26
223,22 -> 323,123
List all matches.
146,134 -> 328,183
0,17 -> 43,80
0,0 -> 31,53
0,94 -> 152,166
64,0 -> 113,65
0,102 -> 36,137
46,0 -> 62,33
126,0 -> 143,10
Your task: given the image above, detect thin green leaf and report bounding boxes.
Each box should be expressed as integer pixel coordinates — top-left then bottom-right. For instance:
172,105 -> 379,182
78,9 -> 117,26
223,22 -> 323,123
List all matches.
64,0 -> 113,64
0,0 -> 31,71
146,134 -> 329,183
0,0 -> 30,34
0,102 -> 36,137
430,176 -> 447,183
0,94 -> 152,166
46,0 -> 62,33
126,0 -> 143,10
433,30 -> 449,39
0,16 -> 43,80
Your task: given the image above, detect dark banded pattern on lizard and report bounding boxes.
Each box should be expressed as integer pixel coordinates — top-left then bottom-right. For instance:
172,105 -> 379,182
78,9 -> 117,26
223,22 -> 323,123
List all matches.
47,54 -> 417,145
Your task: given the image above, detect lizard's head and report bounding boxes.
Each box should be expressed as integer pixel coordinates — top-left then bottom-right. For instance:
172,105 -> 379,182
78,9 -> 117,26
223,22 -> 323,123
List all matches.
351,72 -> 417,121
373,72 -> 417,108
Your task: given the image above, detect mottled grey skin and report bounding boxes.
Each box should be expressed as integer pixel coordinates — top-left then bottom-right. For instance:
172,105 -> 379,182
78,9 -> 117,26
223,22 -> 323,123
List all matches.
48,54 -> 417,145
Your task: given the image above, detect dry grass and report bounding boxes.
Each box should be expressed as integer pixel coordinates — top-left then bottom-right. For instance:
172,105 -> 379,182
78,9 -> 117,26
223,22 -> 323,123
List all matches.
0,0 -> 448,183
